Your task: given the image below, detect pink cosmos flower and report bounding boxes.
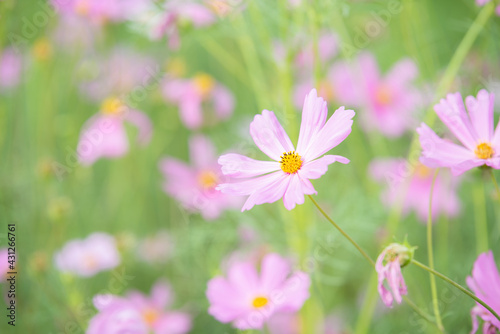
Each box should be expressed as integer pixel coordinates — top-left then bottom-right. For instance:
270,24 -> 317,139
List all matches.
466,251 -> 500,333
87,280 -> 191,334
153,0 -> 216,49
54,232 -> 120,277
162,73 -> 234,129
51,0 -> 123,24
159,135 -> 241,220
217,88 -> 354,211
476,0 -> 500,16
0,48 -> 22,90
376,243 -> 412,307
77,98 -> 152,166
206,252 -> 310,330
332,52 -> 420,137
267,313 -> 300,334
369,158 -> 460,222
417,90 -> 500,175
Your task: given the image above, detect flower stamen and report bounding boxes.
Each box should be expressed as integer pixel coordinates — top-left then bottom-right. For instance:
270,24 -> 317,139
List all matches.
280,151 -> 302,174
252,296 -> 268,308
475,143 -> 495,160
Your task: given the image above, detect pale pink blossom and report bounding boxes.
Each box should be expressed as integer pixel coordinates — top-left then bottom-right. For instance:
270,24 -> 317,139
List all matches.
162,73 -> 234,129
87,280 -> 191,334
369,158 -> 460,222
267,313 -> 300,334
466,251 -> 500,333
332,52 -> 421,137
51,0 -> 123,23
376,243 -> 412,307
153,0 -> 216,49
54,232 -> 120,277
0,48 -> 22,90
206,252 -> 310,330
217,88 -> 354,211
159,135 -> 241,220
417,90 -> 500,175
77,98 -> 152,166
0,249 -> 10,282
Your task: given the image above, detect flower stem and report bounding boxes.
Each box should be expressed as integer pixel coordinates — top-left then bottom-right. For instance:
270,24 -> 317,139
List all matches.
489,169 -> 500,203
402,296 -> 443,332
308,195 -> 375,267
411,259 -> 500,323
427,169 -> 445,332
474,174 -> 488,254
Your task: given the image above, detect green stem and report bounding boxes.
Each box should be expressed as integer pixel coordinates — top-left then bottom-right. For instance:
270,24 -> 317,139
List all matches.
308,195 -> 374,267
402,296 -> 443,332
412,259 -> 500,323
474,175 -> 488,254
490,169 -> 500,203
427,169 -> 445,332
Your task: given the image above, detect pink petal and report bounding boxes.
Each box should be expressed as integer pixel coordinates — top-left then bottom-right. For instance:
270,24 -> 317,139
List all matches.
218,153 -> 280,178
274,271 -> 311,313
151,280 -> 173,309
357,52 -> 380,94
300,107 -> 355,161
177,3 -> 216,27
283,173 -> 311,210
296,89 -> 328,154
259,253 -> 291,291
299,155 -> 349,180
212,85 -> 234,119
189,134 -> 216,169
154,312 -> 192,334
385,58 -> 418,87
329,61 -> 358,105
240,172 -> 290,211
465,90 -> 495,142
250,110 -> 295,161
179,93 -> 203,129
434,92 -> 478,150
207,277 -> 249,322
123,110 -> 153,145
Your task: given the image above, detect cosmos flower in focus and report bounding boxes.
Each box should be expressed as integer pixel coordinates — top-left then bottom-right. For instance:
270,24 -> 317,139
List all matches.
376,243 -> 414,307
417,90 -> 500,175
54,232 -> 120,277
466,251 -> 500,334
206,252 -> 310,330
159,135 -> 241,220
162,73 -> 234,129
77,98 -> 152,166
87,280 -> 191,334
217,88 -> 354,211
369,158 -> 460,222
153,0 -> 216,49
332,52 -> 420,137
0,48 -> 22,90
476,0 -> 500,16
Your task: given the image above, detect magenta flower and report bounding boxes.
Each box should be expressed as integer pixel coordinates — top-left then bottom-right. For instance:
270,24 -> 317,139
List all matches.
417,90 -> 500,175
0,48 -> 22,90
162,73 -> 234,129
87,280 -> 191,334
466,251 -> 500,333
77,98 -> 152,166
476,0 -> 500,16
217,88 -> 354,211
54,232 -> 120,277
332,52 -> 420,137
376,243 -> 413,307
206,252 -> 310,330
153,0 -> 216,49
159,135 -> 241,220
369,158 -> 460,222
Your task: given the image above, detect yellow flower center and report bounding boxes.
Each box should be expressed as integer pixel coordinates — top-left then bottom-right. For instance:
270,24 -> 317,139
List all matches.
198,170 -> 218,189
280,151 -> 303,174
166,58 -> 186,78
33,38 -> 52,61
375,86 -> 392,105
142,309 -> 159,326
414,163 -> 431,179
475,143 -> 495,160
193,73 -> 215,97
101,97 -> 125,115
252,296 -> 268,308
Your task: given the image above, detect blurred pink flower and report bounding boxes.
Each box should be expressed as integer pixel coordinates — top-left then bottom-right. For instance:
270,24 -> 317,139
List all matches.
467,251 -> 500,333
0,249 -> 9,282
153,0 -> 216,49
369,158 -> 460,222
162,73 -> 234,129
51,0 -> 123,24
206,252 -> 310,330
376,244 -> 409,307
0,48 -> 22,90
77,98 -> 152,166
267,313 -> 300,334
87,280 -> 191,334
54,232 -> 120,277
476,0 -> 500,16
80,48 -> 158,102
295,33 -> 338,73
137,230 -> 173,264
217,89 -> 354,211
159,135 -> 241,220
417,90 -> 500,176
332,52 -> 420,137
